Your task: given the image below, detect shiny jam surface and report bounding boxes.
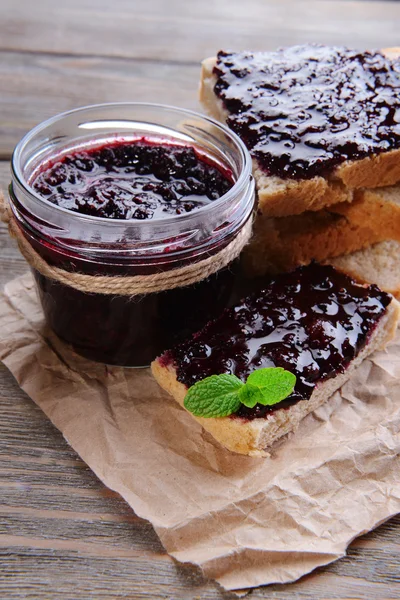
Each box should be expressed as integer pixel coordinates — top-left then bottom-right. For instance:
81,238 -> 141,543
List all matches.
25,138 -> 239,366
31,139 -> 232,219
213,45 -> 400,179
160,264 -> 391,419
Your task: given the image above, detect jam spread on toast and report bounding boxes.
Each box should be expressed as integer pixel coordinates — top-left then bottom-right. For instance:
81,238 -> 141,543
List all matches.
214,45 -> 400,179
161,264 -> 391,419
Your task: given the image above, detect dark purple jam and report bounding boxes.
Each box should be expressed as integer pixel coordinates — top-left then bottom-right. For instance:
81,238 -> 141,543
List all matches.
31,139 -> 232,219
213,45 -> 400,180
20,138 -> 241,366
161,264 -> 391,419
33,260 -> 238,366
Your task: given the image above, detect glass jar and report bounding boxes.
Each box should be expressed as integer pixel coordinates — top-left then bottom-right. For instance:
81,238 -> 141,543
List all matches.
9,103 -> 255,366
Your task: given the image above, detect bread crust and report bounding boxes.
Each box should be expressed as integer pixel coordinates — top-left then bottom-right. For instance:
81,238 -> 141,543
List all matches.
243,185 -> 400,276
200,49 -> 400,218
151,299 -> 400,456
253,164 -> 352,217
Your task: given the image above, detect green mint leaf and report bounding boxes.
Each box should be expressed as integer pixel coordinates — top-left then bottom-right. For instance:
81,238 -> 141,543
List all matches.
183,367 -> 296,418
238,384 -> 262,408
183,374 -> 244,418
241,367 -> 296,407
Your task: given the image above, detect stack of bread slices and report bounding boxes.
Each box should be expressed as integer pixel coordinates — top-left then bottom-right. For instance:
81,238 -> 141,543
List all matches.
199,47 -> 400,298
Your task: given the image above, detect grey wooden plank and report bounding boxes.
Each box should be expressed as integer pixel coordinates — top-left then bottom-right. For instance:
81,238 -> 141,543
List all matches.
0,163 -> 28,284
0,549 -> 229,600
0,51 -> 201,158
1,0 -> 399,62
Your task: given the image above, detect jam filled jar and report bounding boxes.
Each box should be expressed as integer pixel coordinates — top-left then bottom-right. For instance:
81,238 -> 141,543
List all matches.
9,103 -> 254,366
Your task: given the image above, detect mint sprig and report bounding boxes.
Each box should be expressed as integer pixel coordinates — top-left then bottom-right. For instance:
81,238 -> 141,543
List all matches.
183,373 -> 243,417
239,368 -> 297,408
183,367 -> 296,418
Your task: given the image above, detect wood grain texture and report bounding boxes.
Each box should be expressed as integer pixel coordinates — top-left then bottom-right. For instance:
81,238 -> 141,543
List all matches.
1,0 -> 400,62
0,52 -> 200,157
1,364 -> 400,600
1,0 -> 400,597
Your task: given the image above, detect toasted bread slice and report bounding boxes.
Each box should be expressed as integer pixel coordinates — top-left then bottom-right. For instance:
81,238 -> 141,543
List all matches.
328,240 -> 400,299
243,185 -> 400,276
152,265 -> 400,456
200,49 -> 400,218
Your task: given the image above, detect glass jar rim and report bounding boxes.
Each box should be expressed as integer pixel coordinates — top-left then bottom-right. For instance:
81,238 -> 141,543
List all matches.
11,101 -> 253,229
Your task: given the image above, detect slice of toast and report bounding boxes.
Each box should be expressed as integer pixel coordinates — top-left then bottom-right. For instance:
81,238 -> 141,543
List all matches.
200,48 -> 400,218
243,185 -> 400,276
152,264 -> 400,456
328,240 -> 400,299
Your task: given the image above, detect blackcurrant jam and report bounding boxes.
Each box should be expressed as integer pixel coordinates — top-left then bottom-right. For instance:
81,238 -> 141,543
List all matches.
31,140 -> 233,220
160,263 -> 391,419
10,103 -> 255,366
214,45 -> 400,180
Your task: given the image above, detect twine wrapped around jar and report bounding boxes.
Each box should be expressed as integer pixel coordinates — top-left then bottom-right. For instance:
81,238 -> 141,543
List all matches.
0,191 -> 252,296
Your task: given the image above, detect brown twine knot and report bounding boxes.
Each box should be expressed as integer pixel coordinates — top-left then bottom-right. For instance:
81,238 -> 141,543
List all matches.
0,191 -> 252,296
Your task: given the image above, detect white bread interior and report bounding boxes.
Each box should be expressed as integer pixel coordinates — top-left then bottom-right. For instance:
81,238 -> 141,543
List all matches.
151,297 -> 400,457
199,49 -> 400,218
328,240 -> 400,299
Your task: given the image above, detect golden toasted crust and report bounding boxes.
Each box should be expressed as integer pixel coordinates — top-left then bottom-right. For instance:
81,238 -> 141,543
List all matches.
243,186 -> 400,276
253,164 -> 352,217
200,49 -> 400,218
151,300 -> 400,456
151,360 -> 268,456
334,148 -> 400,189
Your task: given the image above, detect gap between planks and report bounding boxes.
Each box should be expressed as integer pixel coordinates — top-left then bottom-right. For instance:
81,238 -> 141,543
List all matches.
0,505 -> 141,524
0,47 -> 200,68
0,534 -> 169,560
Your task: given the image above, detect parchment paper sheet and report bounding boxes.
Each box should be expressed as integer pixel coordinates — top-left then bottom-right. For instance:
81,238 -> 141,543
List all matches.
1,273 -> 400,591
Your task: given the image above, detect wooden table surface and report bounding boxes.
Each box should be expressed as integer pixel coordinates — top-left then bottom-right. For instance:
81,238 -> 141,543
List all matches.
1,1 -> 400,598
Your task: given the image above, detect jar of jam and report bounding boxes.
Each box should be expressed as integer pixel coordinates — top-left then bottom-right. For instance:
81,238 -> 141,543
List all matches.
9,103 -> 254,366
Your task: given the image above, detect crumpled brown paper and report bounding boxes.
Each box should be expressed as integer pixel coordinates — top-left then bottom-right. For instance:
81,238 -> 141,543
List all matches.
1,273 -> 400,592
